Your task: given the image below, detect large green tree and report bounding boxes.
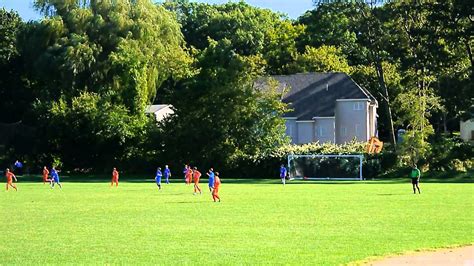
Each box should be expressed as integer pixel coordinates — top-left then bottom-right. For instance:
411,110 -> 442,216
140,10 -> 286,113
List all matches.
0,9 -> 32,123
163,0 -> 304,75
298,2 -> 365,65
19,0 -> 191,169
160,39 -> 289,170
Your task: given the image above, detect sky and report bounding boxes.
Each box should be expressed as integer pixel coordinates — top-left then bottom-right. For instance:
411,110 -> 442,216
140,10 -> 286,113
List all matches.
0,0 -> 315,21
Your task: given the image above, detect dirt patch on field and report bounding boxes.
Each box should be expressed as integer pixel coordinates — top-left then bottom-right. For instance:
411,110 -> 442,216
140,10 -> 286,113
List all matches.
367,245 -> 474,266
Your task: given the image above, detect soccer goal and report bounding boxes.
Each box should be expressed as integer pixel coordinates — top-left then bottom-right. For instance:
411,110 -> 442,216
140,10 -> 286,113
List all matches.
288,154 -> 364,181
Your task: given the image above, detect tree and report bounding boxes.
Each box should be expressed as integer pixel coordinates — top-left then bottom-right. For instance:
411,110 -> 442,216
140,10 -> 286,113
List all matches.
395,84 -> 443,165
355,2 -> 399,146
18,0 -> 191,169
301,1 -> 398,145
160,39 -> 289,170
288,45 -> 351,74
164,1 -> 284,56
0,9 -> 34,124
351,61 -> 403,138
0,8 -> 22,64
298,2 -> 364,65
263,20 -> 305,75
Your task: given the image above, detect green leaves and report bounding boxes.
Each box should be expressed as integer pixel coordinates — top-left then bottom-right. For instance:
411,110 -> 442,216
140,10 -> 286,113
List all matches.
289,45 -> 351,73
0,8 -> 22,64
160,38 -> 289,169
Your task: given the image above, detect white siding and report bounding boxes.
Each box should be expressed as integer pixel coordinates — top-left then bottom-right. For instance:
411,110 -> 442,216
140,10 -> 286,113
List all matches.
460,120 -> 474,142
296,121 -> 314,144
335,100 -> 369,143
314,118 -> 335,143
368,104 -> 377,137
153,106 -> 174,121
285,119 -> 298,143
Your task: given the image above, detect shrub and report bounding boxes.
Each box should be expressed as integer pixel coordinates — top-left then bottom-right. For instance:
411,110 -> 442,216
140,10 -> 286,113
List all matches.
428,135 -> 474,172
231,141 -> 397,179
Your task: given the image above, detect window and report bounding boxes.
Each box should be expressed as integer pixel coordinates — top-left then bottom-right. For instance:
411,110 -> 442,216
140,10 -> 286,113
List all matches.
353,102 -> 363,111
341,127 -> 347,137
316,126 -> 326,137
471,130 -> 474,141
287,124 -> 294,136
355,124 -> 360,135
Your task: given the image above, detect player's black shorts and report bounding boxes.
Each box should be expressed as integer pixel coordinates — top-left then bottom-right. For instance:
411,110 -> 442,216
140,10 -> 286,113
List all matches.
411,178 -> 419,184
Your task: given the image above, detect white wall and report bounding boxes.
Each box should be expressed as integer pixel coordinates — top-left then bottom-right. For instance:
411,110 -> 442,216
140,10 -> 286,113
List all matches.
335,100 -> 369,144
297,121 -> 314,144
285,119 -> 297,143
460,120 -> 474,141
154,106 -> 174,121
314,118 -> 335,143
368,104 -> 377,138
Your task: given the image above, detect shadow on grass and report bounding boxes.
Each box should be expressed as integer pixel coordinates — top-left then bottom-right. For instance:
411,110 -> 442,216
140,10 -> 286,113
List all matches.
12,170 -> 473,184
165,201 -> 206,204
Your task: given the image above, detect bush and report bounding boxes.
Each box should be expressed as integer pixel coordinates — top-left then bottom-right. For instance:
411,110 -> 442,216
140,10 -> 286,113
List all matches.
231,141 -> 398,179
427,135 -> 474,172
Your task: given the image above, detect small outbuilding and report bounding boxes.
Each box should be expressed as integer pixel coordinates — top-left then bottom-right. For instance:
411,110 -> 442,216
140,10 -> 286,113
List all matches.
145,104 -> 174,122
460,119 -> 474,142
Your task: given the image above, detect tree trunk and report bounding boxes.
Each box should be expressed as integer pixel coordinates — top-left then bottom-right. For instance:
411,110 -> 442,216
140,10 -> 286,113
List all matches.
465,39 -> 473,72
443,112 -> 447,133
359,4 -> 398,147
375,60 -> 397,146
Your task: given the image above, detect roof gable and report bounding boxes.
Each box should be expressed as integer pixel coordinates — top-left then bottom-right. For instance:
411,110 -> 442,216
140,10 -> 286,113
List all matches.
255,72 -> 376,120
145,105 -> 172,114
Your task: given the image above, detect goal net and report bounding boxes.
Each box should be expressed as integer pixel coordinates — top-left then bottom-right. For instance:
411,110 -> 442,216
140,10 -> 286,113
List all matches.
288,154 -> 364,181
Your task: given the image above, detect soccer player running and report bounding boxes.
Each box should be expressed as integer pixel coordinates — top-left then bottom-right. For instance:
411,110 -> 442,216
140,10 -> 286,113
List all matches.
155,167 -> 163,190
164,165 -> 171,184
410,164 -> 421,194
42,166 -> 51,185
5,168 -> 18,191
185,165 -> 193,185
192,167 -> 202,195
212,172 -> 221,202
111,168 -> 119,187
50,167 -> 62,189
280,164 -> 287,185
207,168 -> 215,192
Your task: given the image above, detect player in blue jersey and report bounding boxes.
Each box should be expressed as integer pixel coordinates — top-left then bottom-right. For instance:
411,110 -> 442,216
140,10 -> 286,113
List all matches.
280,164 -> 287,185
155,167 -> 163,190
207,168 -> 215,192
14,160 -> 23,175
164,165 -> 171,184
50,167 -> 62,189
183,164 -> 189,184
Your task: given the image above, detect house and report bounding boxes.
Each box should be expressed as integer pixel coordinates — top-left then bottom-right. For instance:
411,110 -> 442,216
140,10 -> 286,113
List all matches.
256,72 -> 378,144
145,104 -> 174,122
460,119 -> 474,142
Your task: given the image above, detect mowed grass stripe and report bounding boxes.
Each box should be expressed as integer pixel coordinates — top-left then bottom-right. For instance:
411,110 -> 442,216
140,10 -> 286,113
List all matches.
0,180 -> 472,264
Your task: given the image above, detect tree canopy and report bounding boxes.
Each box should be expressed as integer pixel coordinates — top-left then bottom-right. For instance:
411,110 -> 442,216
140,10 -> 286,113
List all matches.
0,0 -> 472,171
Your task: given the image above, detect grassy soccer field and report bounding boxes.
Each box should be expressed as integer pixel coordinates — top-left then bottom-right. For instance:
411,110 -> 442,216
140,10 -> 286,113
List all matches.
0,178 -> 473,265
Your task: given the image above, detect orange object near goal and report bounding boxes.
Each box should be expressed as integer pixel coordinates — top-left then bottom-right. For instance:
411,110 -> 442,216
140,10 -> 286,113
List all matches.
366,136 -> 383,154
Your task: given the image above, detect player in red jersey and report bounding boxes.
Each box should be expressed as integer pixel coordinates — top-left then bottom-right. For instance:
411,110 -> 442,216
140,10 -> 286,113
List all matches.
42,166 -> 51,184
5,168 -> 18,191
212,172 -> 221,202
111,168 -> 119,187
193,167 -> 202,195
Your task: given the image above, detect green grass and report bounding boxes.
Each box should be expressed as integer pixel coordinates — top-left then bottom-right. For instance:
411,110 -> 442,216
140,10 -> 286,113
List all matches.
0,178 -> 473,265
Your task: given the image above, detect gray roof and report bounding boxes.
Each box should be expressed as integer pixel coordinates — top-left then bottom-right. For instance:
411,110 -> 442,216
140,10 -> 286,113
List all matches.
145,104 -> 171,113
255,72 -> 377,120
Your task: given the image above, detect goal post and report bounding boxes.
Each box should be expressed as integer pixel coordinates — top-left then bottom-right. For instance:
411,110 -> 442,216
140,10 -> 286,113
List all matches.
287,154 -> 364,181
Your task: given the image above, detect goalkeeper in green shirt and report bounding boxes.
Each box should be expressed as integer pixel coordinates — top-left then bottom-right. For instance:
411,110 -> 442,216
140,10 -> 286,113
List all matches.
410,165 -> 421,194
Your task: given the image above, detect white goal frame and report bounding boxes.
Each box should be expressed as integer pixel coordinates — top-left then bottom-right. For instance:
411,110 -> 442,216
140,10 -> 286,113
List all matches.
287,154 -> 364,181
